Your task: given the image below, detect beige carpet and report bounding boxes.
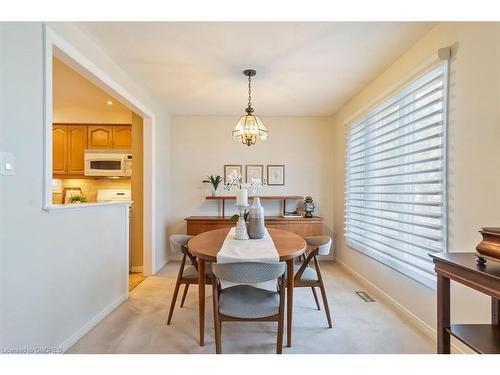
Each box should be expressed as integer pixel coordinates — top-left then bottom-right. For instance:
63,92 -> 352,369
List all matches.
68,261 -> 434,354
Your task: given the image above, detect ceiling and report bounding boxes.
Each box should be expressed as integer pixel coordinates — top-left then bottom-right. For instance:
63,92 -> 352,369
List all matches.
77,22 -> 435,116
53,56 -> 131,115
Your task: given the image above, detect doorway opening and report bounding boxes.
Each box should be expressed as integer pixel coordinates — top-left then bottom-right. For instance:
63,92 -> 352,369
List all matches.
43,25 -> 157,288
52,56 -> 145,291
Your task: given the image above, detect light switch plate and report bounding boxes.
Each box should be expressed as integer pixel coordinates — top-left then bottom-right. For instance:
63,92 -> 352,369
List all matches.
0,152 -> 15,175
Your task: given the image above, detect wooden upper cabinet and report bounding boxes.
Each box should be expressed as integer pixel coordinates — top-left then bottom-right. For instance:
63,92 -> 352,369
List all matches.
113,125 -> 132,149
88,125 -> 113,149
67,125 -> 87,175
52,125 -> 68,175
53,124 -> 131,176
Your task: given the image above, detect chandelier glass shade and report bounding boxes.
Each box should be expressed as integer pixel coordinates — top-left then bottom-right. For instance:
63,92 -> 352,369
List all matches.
233,69 -> 268,146
232,113 -> 268,146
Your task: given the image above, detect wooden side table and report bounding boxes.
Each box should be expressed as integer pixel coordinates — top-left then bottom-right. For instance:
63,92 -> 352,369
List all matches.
430,252 -> 500,354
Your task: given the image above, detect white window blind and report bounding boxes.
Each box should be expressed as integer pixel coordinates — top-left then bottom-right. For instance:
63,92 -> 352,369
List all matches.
345,63 -> 448,288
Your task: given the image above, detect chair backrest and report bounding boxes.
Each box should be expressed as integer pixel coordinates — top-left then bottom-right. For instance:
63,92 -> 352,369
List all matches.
211,262 -> 285,284
170,234 -> 193,254
305,236 -> 332,256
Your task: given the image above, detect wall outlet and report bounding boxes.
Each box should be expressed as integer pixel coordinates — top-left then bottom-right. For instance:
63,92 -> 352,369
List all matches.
0,152 -> 15,175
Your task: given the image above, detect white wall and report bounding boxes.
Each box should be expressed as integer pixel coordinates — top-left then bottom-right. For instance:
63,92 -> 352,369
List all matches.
168,115 -> 334,257
0,22 -> 171,350
155,113 -> 172,270
330,22 -> 500,335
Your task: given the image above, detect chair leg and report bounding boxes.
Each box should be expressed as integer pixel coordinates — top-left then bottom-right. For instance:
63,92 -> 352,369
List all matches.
167,254 -> 186,325
276,277 -> 285,354
277,315 -> 284,354
167,280 -> 182,325
180,284 -> 189,307
311,287 -> 321,310
314,256 -> 332,328
212,279 -> 222,354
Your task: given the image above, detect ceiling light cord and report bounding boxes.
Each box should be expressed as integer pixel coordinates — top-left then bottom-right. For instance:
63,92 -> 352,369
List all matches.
247,74 -> 252,110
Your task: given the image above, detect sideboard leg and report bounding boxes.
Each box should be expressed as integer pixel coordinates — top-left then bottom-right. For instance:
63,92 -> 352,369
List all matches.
493,297 -> 499,325
437,274 -> 451,354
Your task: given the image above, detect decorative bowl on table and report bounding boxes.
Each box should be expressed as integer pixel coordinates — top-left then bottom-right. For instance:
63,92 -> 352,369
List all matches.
476,227 -> 500,264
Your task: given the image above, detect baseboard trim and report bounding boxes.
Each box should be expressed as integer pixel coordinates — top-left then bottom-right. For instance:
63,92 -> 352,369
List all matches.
334,257 -> 466,354
60,293 -> 128,353
154,258 -> 168,274
130,265 -> 144,273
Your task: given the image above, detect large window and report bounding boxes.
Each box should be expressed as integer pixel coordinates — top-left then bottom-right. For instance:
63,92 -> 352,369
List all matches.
345,63 -> 448,288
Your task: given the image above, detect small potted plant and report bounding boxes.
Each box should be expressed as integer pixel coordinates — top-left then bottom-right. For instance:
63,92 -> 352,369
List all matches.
230,211 -> 249,223
203,175 -> 224,196
69,193 -> 87,204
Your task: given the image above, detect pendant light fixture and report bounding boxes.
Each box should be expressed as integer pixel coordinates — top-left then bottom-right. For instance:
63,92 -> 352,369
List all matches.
232,69 -> 268,146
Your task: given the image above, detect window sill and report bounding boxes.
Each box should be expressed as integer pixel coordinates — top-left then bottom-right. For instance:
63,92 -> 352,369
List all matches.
43,201 -> 131,213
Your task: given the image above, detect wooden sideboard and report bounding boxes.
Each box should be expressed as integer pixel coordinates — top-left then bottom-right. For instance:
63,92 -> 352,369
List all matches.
185,216 -> 324,237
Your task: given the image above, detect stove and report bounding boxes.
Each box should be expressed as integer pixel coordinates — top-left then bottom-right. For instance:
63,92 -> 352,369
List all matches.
96,189 -> 131,203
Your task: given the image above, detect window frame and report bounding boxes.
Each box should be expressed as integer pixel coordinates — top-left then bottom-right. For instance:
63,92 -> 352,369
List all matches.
344,61 -> 449,289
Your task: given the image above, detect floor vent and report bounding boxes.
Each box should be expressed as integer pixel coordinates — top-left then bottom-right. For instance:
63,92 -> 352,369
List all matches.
356,291 -> 375,302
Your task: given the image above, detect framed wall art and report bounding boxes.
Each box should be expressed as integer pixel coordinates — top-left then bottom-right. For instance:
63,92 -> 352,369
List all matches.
245,164 -> 264,183
224,164 -> 242,184
267,165 -> 285,186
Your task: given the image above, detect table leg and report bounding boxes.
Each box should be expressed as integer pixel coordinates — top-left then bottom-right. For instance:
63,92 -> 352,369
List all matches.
437,274 -> 450,354
286,259 -> 294,348
492,297 -> 499,325
198,258 -> 205,346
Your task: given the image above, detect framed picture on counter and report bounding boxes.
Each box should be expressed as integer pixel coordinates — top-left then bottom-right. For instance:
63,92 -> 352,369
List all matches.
63,187 -> 83,204
224,164 -> 242,184
245,164 -> 264,183
267,165 -> 285,186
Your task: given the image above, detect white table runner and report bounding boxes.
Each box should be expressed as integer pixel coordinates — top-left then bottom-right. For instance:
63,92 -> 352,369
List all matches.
217,227 -> 279,291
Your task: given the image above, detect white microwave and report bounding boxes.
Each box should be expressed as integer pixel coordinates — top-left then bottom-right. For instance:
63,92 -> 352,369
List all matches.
84,149 -> 132,177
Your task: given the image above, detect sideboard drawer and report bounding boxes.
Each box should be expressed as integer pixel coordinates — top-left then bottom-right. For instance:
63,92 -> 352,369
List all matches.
186,216 -> 323,238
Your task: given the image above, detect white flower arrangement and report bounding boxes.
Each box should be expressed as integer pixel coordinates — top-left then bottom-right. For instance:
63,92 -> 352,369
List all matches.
247,178 -> 262,195
225,174 -> 262,195
224,171 -> 243,191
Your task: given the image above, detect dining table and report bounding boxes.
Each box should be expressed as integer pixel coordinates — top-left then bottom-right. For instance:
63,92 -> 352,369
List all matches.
187,227 -> 307,348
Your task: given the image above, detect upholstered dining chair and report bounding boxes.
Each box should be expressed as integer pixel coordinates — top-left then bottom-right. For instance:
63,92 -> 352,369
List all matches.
288,236 -> 333,328
211,262 -> 286,354
167,234 -> 213,325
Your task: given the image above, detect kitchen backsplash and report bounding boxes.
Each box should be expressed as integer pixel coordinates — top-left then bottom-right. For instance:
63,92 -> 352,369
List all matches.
52,178 -> 132,204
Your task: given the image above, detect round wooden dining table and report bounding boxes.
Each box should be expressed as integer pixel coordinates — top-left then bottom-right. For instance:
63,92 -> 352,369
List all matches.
188,227 -> 307,348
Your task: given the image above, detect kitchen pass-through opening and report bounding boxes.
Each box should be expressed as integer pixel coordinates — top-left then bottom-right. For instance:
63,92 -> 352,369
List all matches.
49,46 -> 146,291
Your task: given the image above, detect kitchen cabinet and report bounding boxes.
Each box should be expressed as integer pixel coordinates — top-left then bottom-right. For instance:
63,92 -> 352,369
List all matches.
112,125 -> 132,149
67,125 -> 87,175
53,125 -> 68,175
88,125 -> 132,149
53,124 -> 132,177
88,125 -> 113,149
53,124 -> 88,175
